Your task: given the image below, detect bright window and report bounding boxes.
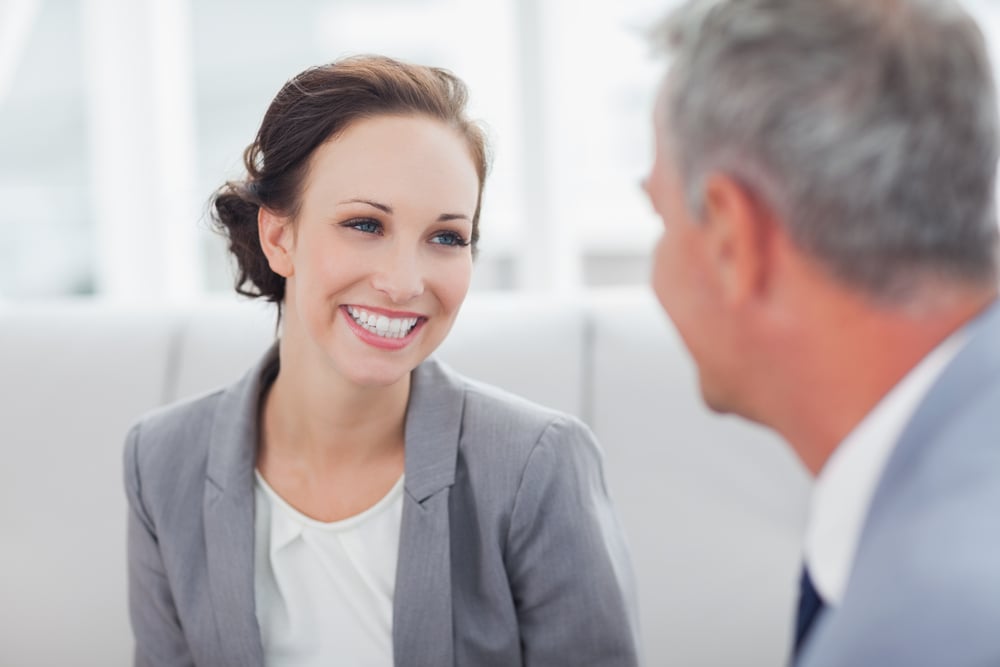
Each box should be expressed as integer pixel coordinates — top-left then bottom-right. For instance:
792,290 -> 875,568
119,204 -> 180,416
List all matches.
5,0 -> 997,300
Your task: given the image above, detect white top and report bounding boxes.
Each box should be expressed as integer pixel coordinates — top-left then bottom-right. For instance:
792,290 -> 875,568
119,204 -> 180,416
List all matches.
803,328 -> 969,606
253,470 -> 405,667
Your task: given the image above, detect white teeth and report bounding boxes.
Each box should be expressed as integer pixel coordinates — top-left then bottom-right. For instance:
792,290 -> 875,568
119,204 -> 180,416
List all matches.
346,306 -> 420,339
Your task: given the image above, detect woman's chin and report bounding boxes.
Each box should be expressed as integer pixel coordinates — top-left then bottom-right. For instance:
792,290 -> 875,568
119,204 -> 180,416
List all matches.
340,359 -> 419,389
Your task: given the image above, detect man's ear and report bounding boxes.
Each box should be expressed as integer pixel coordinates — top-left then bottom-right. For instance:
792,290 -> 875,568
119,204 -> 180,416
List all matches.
258,207 -> 295,278
701,172 -> 775,306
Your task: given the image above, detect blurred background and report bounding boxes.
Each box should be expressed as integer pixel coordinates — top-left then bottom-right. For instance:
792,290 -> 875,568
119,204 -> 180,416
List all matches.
0,0 -> 668,302
2,0 -> 1000,302
5,3 -> 1000,664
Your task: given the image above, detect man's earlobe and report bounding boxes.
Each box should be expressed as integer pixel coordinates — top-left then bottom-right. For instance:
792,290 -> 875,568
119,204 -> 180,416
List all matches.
258,207 -> 295,278
703,173 -> 772,306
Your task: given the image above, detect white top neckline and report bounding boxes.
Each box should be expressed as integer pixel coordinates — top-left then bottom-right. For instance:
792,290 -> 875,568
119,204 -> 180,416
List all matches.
255,469 -> 405,532
253,468 -> 404,666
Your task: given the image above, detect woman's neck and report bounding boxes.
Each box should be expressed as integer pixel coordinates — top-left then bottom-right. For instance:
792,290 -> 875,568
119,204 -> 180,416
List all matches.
258,342 -> 410,473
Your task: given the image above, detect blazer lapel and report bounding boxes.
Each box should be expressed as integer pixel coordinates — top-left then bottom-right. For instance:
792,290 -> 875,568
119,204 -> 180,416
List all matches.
202,346 -> 276,667
393,358 -> 465,667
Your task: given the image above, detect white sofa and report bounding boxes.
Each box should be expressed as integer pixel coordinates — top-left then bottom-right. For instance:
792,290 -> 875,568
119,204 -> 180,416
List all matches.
0,287 -> 810,666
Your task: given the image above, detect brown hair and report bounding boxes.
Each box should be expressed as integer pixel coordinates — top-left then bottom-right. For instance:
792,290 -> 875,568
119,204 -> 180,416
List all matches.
211,55 -> 490,303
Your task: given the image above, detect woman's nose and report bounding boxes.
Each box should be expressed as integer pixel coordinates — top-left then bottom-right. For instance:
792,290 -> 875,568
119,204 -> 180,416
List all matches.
370,246 -> 425,304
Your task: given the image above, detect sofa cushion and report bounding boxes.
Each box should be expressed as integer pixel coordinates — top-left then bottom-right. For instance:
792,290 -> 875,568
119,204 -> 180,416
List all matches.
587,287 -> 811,667
0,301 -> 174,665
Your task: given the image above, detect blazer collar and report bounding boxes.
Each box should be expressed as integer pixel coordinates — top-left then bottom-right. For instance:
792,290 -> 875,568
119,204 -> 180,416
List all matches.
403,355 -> 465,502
202,343 -> 277,667
205,343 -> 278,493
866,298 -> 1000,516
394,355 -> 465,666
204,347 -> 465,498
201,346 -> 466,666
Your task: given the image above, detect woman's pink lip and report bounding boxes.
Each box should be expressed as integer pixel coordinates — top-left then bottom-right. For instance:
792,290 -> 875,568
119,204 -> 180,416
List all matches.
340,305 -> 425,350
344,304 -> 425,318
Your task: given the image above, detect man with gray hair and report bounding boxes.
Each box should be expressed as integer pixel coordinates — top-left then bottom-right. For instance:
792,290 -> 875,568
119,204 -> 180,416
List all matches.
642,0 -> 1000,665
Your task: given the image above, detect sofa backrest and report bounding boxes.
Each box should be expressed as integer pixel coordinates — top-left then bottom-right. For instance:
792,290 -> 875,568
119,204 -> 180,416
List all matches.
1,303 -> 174,663
0,288 -> 809,666
588,290 -> 809,666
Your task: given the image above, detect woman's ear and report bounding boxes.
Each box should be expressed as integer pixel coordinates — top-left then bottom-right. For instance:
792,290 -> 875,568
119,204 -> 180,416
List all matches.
258,207 -> 295,277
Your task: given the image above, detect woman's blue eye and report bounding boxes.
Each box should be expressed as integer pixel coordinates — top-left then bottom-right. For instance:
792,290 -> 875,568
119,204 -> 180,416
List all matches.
431,231 -> 470,247
344,218 -> 381,234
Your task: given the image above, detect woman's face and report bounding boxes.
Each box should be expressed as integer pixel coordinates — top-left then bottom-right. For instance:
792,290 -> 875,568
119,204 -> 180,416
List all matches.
266,114 -> 479,388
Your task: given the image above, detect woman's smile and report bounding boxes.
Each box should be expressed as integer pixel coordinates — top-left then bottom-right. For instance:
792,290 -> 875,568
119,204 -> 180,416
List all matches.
341,304 -> 427,350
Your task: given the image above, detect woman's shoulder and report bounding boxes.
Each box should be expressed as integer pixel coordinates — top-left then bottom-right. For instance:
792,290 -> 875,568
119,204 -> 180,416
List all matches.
128,387 -> 227,449
418,357 -> 599,464
462,376 -> 578,435
126,346 -> 274,466
124,387 -> 229,484
421,355 -> 573,420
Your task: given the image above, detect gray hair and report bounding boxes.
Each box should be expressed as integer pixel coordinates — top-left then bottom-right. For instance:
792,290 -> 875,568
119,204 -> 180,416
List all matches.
654,0 -> 1000,300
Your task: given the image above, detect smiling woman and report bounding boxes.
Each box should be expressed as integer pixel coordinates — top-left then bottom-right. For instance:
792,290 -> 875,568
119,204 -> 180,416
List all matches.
122,55 -> 640,667
257,114 -> 478,389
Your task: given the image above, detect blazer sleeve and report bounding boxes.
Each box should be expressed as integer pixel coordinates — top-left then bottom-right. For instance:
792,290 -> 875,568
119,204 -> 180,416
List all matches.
124,423 -> 196,667
505,416 -> 642,666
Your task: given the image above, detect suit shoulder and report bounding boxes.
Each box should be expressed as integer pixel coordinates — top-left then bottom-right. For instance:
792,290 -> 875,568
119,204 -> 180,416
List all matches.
445,367 -> 598,468
129,388 -> 225,445
460,368 -> 585,428
125,388 -> 225,476
462,375 -> 567,427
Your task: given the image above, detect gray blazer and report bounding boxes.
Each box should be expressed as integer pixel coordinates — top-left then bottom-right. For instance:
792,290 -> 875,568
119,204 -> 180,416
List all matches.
799,300 -> 1000,666
124,346 -> 641,667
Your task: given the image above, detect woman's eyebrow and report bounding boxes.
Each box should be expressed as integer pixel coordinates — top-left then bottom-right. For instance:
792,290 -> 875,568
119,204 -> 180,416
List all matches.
342,198 -> 469,223
340,198 -> 392,213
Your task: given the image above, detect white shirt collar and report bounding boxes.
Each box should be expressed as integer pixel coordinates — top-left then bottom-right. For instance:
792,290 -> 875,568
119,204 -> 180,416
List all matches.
803,327 -> 969,605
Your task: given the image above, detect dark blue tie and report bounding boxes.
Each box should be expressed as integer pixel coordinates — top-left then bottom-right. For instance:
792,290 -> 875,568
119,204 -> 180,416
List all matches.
793,567 -> 826,662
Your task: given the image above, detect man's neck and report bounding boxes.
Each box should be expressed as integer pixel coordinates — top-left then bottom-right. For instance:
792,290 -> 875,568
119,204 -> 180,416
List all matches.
764,284 -> 997,475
